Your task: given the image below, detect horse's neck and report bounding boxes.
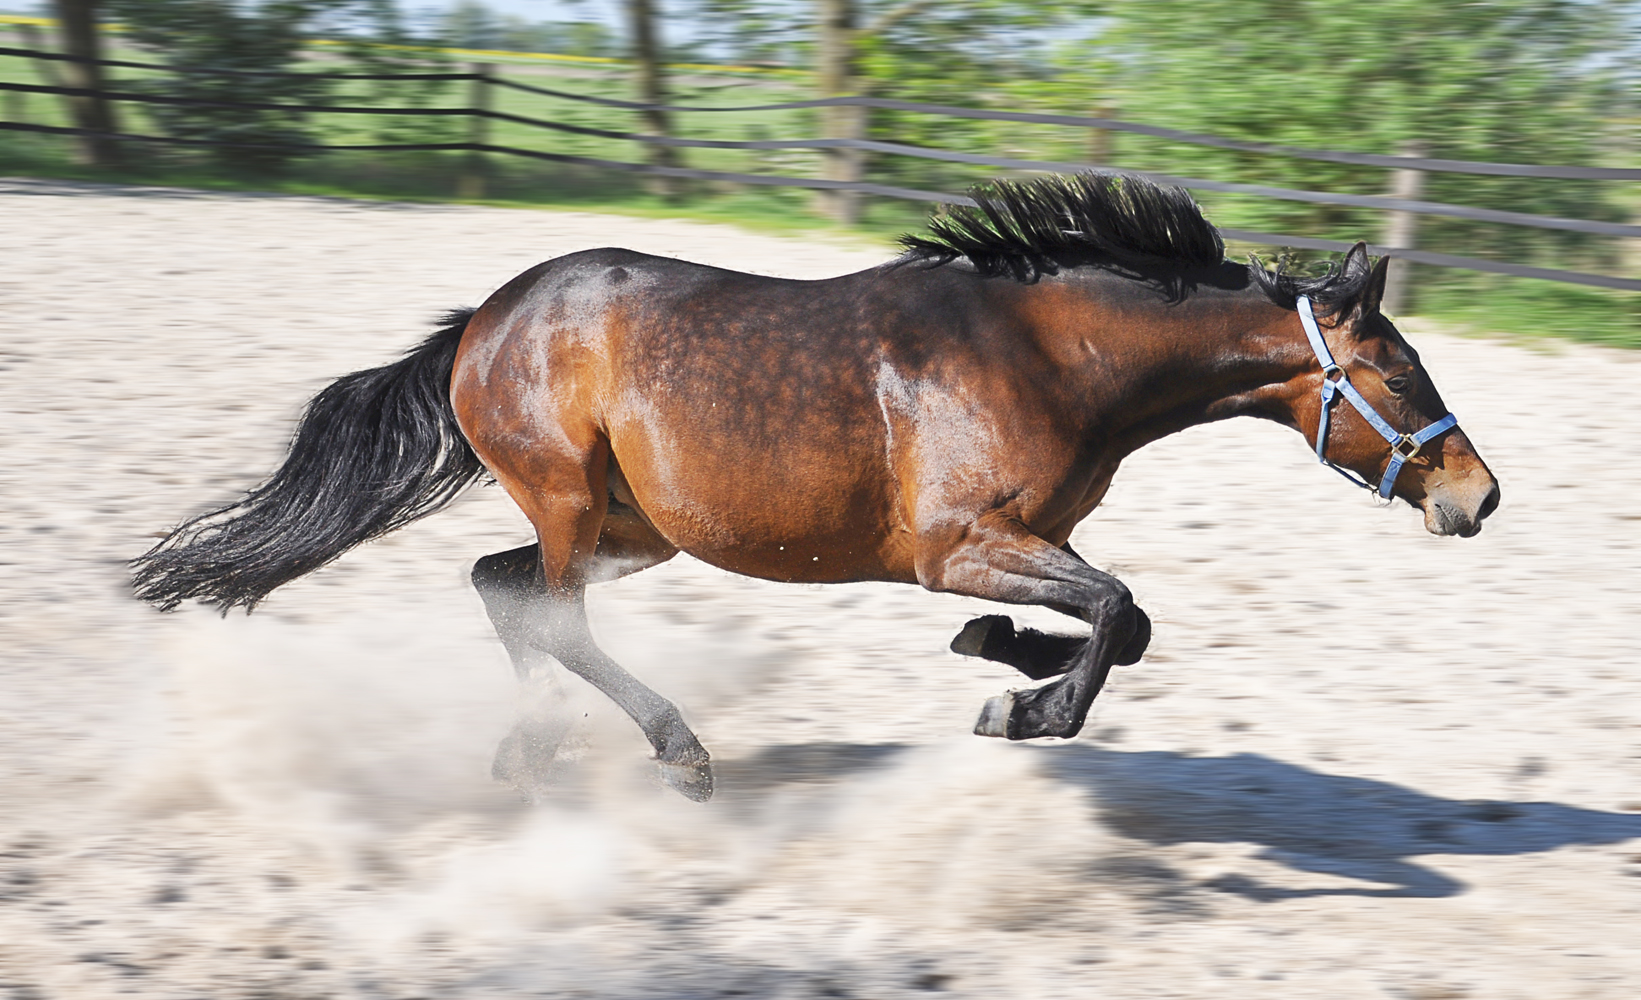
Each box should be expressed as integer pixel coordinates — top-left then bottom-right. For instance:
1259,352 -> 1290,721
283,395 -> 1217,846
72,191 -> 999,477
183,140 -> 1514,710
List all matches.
1059,281 -> 1306,456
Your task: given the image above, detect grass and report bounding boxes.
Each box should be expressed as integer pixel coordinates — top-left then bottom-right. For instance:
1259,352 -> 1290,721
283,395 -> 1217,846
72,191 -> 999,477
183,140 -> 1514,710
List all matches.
1414,273 -> 1641,350
0,128 -> 925,244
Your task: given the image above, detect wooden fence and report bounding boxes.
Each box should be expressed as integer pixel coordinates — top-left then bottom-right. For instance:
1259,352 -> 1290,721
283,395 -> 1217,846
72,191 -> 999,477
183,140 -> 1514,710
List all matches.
2,41 -> 1637,293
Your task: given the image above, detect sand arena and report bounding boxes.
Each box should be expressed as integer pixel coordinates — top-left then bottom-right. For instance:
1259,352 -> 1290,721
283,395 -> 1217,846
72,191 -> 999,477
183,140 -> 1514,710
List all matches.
1,178 -> 1639,999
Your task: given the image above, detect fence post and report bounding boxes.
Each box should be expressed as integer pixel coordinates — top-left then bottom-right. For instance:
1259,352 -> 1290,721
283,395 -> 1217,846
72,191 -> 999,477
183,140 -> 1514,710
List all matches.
457,63 -> 491,201
1630,208 -> 1641,282
1380,142 -> 1425,316
1086,101 -> 1115,168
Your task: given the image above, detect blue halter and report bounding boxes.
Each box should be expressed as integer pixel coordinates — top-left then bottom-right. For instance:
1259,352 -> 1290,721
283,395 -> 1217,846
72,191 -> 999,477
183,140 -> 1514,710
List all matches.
1297,295 -> 1459,499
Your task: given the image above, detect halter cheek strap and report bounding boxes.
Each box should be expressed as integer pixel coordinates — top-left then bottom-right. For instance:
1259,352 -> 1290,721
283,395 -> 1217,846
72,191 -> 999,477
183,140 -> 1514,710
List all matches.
1297,295 -> 1459,499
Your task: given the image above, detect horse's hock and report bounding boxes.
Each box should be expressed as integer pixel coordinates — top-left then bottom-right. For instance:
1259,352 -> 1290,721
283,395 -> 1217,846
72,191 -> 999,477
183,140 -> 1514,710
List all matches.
2,178 -> 1640,999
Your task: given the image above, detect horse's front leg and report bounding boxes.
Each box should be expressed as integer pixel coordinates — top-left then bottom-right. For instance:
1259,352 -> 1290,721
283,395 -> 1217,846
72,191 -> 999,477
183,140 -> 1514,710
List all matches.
950,541 -> 1150,679
918,517 -> 1138,740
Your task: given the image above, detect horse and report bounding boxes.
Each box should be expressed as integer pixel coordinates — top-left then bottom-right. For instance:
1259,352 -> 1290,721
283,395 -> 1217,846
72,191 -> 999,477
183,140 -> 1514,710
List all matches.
132,173 -> 1499,801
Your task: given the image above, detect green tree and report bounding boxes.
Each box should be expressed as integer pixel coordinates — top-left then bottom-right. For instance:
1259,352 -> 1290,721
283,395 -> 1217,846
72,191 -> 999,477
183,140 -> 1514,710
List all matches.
439,0 -> 503,48
1093,0 -> 1636,269
436,0 -> 619,56
689,1 -> 1101,219
104,0 -> 447,175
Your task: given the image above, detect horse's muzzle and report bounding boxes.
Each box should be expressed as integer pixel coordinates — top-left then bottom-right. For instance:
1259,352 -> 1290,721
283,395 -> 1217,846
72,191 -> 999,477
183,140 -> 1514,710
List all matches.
1424,479 -> 1500,537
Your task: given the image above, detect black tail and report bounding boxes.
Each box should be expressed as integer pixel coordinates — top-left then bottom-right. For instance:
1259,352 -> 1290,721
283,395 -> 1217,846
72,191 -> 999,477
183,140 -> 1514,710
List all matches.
132,308 -> 486,612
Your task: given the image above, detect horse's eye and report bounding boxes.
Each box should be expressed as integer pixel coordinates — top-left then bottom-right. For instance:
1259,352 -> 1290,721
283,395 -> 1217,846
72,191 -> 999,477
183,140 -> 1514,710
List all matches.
1385,375 -> 1412,395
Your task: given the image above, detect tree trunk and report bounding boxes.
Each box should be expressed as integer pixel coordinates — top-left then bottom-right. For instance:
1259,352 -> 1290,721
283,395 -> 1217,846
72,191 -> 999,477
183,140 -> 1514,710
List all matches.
626,0 -> 680,198
52,0 -> 120,168
816,0 -> 862,224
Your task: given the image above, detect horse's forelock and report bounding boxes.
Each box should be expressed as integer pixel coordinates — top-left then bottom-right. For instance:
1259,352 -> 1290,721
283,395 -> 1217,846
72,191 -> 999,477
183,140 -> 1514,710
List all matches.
1249,246 -> 1379,318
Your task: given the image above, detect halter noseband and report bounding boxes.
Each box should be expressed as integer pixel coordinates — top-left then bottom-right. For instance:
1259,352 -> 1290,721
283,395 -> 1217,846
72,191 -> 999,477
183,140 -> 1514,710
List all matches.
1297,295 -> 1458,499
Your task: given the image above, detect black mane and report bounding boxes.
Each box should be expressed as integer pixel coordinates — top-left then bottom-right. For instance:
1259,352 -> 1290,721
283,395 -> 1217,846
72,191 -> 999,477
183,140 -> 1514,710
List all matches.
898,173 -> 1224,283
901,171 -> 1378,315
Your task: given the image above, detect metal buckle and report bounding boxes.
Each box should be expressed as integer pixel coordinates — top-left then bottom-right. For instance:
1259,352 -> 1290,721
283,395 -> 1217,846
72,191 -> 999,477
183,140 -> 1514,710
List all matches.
1322,365 -> 1345,383
1393,434 -> 1422,460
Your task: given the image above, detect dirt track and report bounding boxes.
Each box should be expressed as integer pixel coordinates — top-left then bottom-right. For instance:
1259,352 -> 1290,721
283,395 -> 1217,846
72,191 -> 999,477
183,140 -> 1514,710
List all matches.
2,177 -> 1639,1000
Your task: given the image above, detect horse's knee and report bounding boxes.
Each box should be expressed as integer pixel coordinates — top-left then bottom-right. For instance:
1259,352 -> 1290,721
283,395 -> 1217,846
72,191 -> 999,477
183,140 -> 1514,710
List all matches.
1084,583 -> 1135,637
472,544 -> 540,595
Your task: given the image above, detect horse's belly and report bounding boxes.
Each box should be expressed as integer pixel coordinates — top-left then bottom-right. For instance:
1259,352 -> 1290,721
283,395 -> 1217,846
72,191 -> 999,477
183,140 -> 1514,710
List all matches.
608,428 -> 913,584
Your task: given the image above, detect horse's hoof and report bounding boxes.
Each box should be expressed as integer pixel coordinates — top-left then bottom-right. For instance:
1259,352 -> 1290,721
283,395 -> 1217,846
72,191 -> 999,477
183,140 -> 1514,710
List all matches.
952,615 -> 1012,658
491,716 -> 572,800
659,760 -> 715,802
973,692 -> 1016,739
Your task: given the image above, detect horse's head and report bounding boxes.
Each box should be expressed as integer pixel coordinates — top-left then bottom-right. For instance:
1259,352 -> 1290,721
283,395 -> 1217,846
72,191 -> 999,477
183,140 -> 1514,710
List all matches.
1271,247 -> 1499,537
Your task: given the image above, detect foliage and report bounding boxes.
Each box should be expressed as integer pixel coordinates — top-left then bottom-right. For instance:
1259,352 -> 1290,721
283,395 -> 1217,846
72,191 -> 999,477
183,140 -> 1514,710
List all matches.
436,0 -> 620,57
684,1 -> 1097,78
13,0 -> 1632,337
1092,0 -> 1638,270
1418,276 -> 1641,349
103,0 -> 451,174
684,1 -> 1104,191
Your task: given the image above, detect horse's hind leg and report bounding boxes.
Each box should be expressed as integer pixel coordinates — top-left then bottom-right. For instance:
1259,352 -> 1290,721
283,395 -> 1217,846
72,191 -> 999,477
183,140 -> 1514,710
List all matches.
473,484 -> 709,800
473,501 -> 678,682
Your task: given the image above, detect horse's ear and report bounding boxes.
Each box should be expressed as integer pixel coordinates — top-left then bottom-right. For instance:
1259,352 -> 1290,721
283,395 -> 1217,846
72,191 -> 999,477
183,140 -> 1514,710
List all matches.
1333,242 -> 1385,324
1361,252 -> 1391,316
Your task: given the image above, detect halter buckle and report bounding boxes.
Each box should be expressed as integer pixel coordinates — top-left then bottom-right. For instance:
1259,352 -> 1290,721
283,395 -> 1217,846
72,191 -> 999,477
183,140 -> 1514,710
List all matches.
1392,434 -> 1422,460
1322,364 -> 1345,383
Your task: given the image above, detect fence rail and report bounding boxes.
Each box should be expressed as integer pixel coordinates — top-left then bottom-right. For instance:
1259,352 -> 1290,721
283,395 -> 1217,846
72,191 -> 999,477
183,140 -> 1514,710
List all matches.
2,42 -> 1636,292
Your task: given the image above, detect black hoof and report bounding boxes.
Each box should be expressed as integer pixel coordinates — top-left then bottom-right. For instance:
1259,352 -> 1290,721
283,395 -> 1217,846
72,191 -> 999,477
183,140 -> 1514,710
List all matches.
952,615 -> 1084,680
1115,606 -> 1152,666
951,614 -> 1013,658
659,760 -> 714,801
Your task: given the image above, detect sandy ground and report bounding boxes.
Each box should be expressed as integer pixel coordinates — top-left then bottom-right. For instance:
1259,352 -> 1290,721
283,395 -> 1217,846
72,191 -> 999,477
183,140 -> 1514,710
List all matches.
1,177 -> 1639,1000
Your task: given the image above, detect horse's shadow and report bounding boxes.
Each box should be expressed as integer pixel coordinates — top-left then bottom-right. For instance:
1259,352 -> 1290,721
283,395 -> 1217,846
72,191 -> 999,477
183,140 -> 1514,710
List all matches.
713,741 -> 1641,900
1046,746 -> 1641,900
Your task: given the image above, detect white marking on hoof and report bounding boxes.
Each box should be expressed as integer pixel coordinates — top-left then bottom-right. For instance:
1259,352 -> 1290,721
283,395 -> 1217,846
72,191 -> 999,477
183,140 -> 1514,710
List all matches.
973,692 -> 1015,738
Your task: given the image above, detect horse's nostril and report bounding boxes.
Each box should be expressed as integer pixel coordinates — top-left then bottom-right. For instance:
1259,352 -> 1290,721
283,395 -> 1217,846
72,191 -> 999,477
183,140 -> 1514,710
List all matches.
1478,482 -> 1501,520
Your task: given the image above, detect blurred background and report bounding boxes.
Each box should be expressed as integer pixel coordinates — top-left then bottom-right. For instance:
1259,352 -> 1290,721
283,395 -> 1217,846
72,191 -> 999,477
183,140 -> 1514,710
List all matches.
3,5 -> 1641,998
0,0 -> 1636,342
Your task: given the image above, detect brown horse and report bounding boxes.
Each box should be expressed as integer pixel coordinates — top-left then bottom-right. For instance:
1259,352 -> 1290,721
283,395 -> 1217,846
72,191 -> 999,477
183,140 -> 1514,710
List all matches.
133,174 -> 1499,801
